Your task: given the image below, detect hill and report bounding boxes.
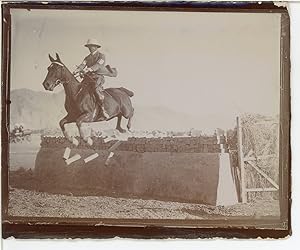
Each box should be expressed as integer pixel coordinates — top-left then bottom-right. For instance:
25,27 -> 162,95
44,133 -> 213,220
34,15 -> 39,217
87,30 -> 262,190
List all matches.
10,88 -> 66,130
9,88 -> 215,133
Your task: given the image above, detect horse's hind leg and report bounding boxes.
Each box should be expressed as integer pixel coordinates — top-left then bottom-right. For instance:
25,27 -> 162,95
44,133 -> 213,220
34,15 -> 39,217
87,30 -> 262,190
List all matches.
126,108 -> 134,131
116,114 -> 126,133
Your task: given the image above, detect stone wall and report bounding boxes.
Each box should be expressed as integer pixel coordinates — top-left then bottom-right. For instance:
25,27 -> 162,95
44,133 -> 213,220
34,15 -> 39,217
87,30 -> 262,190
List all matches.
41,136 -> 228,153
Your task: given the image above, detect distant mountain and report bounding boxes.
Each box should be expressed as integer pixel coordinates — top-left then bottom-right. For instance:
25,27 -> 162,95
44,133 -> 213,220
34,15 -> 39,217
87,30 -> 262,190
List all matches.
10,88 -> 66,130
9,88 -> 216,133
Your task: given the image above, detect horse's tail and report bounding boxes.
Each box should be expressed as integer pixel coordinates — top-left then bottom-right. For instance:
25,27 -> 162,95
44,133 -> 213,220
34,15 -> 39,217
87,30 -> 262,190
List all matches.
119,87 -> 134,97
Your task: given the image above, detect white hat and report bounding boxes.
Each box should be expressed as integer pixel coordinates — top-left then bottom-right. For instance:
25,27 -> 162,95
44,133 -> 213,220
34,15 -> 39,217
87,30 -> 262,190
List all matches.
84,38 -> 101,48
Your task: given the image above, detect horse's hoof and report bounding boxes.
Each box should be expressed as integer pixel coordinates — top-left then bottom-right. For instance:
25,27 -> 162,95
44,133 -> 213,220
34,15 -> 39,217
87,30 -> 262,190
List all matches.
86,137 -> 93,146
72,137 -> 79,146
117,128 -> 126,133
99,117 -> 106,122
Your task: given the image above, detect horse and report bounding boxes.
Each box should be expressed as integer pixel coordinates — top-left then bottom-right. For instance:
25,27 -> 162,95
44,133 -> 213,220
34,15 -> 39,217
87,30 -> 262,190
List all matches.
42,53 -> 134,146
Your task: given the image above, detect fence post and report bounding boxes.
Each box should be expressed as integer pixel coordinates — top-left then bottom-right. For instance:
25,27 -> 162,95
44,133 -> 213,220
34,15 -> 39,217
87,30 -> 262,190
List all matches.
237,116 -> 247,203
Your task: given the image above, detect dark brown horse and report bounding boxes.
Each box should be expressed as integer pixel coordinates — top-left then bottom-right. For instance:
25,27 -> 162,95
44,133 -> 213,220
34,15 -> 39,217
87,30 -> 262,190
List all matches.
42,53 -> 134,146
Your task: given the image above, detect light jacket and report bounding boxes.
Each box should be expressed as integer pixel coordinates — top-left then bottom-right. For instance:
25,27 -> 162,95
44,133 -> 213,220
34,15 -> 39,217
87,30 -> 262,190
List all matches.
78,50 -> 106,75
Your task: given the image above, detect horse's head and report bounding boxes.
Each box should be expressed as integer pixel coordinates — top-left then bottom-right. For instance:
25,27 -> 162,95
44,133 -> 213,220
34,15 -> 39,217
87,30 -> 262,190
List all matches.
42,53 -> 65,91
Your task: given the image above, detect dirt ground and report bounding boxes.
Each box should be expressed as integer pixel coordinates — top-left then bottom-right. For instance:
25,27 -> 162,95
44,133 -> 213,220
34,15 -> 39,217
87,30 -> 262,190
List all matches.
8,188 -> 280,219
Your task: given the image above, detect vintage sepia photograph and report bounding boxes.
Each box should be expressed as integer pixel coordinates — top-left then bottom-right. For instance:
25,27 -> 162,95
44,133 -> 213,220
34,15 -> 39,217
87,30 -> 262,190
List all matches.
1,2 -> 290,238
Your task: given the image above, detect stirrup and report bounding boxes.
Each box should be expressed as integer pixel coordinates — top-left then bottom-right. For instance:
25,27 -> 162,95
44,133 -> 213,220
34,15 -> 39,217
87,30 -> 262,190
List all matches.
98,108 -> 109,121
103,111 -> 110,119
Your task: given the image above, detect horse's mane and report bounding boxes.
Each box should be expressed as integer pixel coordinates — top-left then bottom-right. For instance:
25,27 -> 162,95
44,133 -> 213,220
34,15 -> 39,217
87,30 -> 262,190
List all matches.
61,62 -> 81,85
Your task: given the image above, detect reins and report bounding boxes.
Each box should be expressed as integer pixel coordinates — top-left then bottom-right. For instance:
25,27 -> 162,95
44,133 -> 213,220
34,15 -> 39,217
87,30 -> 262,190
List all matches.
52,61 -> 114,100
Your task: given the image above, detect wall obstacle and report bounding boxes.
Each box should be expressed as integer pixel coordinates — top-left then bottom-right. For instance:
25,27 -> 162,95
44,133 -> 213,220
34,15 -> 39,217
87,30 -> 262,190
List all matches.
33,135 -> 238,206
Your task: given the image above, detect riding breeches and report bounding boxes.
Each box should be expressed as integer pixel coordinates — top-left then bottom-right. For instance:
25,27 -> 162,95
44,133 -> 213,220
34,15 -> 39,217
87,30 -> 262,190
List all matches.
83,74 -> 105,101
95,76 -> 105,101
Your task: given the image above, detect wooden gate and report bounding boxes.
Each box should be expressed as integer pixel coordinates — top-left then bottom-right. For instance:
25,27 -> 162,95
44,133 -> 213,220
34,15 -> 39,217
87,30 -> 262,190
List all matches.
236,116 -> 279,203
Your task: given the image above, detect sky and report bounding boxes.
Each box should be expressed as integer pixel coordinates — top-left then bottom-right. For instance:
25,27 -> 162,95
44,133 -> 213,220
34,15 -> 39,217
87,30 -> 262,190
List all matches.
10,9 -> 281,129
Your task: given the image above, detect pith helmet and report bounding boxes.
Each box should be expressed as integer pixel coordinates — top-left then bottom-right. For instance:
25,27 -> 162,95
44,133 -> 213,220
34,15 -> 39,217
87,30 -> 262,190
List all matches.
84,38 -> 101,48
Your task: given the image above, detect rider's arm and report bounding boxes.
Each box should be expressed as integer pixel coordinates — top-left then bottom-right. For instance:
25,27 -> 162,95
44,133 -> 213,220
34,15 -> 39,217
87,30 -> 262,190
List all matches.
73,59 -> 87,74
89,54 -> 106,72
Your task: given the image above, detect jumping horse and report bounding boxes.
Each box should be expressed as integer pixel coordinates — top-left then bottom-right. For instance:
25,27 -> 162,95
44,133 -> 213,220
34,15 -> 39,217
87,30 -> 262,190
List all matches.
42,53 -> 134,146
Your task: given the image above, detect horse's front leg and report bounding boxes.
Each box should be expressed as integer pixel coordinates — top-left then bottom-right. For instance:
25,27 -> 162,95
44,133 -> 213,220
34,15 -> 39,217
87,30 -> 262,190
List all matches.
76,113 -> 94,146
59,115 -> 78,146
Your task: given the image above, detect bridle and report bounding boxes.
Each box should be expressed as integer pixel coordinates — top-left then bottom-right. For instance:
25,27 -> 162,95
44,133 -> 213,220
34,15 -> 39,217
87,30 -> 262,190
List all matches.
49,61 -> 66,87
48,61 -> 83,98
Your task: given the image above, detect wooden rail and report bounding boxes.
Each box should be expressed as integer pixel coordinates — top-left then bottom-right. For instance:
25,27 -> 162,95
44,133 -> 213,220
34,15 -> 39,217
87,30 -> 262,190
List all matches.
246,188 -> 278,192
236,116 -> 247,203
246,161 -> 279,190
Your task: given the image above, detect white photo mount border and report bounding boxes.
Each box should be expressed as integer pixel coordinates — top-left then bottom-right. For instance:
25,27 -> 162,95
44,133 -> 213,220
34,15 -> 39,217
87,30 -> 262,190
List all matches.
1,1 -> 291,239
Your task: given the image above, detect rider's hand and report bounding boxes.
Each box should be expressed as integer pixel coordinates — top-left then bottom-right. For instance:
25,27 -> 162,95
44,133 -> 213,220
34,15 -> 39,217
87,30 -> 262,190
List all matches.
83,67 -> 93,73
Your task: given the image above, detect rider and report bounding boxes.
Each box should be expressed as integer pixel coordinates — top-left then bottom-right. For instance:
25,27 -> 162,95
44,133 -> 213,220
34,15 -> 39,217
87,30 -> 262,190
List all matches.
73,38 -> 117,120
13,124 -> 20,134
19,123 -> 24,134
12,123 -> 23,136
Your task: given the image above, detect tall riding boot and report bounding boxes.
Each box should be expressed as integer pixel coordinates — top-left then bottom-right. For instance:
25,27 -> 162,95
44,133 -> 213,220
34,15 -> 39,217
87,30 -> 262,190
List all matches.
95,91 -> 109,120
